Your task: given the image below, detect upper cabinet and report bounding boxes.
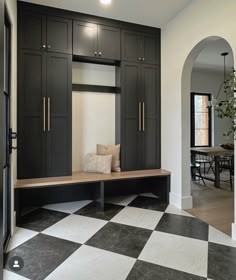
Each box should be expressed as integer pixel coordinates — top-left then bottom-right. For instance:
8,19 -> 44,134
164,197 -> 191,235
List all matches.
122,30 -> 160,65
73,20 -> 121,61
19,11 -> 72,54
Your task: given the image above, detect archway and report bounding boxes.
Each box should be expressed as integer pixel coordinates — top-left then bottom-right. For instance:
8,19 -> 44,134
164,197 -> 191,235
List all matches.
181,36 -> 234,234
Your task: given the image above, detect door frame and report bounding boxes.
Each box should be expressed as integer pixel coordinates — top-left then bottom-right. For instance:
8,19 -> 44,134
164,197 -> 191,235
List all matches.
0,0 -> 5,278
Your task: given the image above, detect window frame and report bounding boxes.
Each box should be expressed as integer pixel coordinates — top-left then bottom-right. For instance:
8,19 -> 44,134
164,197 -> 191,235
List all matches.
191,92 -> 212,148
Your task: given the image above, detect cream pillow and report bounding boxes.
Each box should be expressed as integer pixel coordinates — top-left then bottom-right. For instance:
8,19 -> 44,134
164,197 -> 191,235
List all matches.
84,153 -> 112,174
97,144 -> 121,172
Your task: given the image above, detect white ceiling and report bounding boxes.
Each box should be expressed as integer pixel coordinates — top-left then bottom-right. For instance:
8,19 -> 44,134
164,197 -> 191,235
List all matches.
193,39 -> 234,72
19,0 -> 193,28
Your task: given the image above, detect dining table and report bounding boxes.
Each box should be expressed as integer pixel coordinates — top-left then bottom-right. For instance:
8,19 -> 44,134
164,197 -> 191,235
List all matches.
190,146 -> 234,188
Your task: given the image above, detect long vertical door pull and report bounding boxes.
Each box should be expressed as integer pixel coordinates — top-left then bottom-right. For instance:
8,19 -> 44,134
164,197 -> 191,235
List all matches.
43,97 -> 46,131
142,102 -> 145,131
139,102 -> 142,131
48,97 -> 51,131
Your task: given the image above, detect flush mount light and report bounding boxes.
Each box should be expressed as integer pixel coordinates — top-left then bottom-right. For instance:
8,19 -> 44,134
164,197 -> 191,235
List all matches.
100,0 -> 112,5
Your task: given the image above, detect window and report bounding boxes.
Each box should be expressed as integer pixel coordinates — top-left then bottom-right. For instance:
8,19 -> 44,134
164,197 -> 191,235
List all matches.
191,92 -> 212,147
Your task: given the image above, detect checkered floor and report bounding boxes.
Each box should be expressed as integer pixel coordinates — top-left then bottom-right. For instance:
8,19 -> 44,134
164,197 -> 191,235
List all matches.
4,193 -> 236,280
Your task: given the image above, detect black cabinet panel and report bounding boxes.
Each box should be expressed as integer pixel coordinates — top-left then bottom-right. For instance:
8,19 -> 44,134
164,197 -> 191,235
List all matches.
142,33 -> 159,65
73,20 -> 97,57
20,12 -> 46,51
47,16 -> 72,54
98,25 -> 120,60
46,52 -> 72,176
18,50 -> 46,179
122,30 -> 141,62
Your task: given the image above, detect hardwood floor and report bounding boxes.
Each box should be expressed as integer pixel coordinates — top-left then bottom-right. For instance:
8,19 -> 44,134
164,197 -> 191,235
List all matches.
186,179 -> 234,236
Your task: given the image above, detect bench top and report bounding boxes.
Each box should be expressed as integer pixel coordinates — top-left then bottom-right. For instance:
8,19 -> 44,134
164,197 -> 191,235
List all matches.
15,169 -> 171,189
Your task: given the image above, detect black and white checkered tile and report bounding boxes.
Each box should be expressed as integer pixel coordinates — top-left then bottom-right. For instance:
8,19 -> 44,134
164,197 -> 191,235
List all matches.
4,193 -> 236,280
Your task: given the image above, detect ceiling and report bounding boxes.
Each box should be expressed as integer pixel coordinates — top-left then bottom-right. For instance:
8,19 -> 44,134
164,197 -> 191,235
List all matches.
19,0 -> 193,28
193,39 -> 234,72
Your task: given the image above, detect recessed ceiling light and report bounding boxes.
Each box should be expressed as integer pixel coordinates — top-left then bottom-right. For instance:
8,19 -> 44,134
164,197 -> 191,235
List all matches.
100,0 -> 112,5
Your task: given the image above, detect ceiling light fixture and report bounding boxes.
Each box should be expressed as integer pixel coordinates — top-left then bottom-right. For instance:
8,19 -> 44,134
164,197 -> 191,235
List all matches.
100,0 -> 112,5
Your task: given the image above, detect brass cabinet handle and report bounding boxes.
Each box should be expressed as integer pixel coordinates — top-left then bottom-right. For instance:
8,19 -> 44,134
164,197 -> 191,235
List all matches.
139,102 -> 142,131
43,97 -> 46,132
142,102 -> 145,131
48,97 -> 51,131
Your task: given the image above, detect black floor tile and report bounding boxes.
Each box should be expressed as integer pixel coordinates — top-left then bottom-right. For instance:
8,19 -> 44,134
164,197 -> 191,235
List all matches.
74,201 -> 124,221
126,260 -> 207,280
86,222 -> 152,258
17,208 -> 69,232
156,213 -> 209,241
208,242 -> 236,280
5,233 -> 80,280
128,196 -> 168,212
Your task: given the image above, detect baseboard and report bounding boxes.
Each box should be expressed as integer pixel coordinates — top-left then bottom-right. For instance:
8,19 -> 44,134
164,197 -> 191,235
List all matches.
232,223 -> 236,240
169,192 -> 193,209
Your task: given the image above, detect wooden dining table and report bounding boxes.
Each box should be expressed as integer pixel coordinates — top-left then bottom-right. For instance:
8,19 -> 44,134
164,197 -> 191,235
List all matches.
191,147 -> 234,188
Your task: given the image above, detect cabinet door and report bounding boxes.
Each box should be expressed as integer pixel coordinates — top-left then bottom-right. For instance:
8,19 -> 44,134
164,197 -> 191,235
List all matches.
19,11 -> 46,51
97,25 -> 120,60
122,30 -> 141,62
18,50 -> 47,179
47,16 -> 72,54
142,33 -> 160,65
141,64 -> 160,169
46,53 -> 72,177
121,62 -> 142,170
73,21 -> 97,57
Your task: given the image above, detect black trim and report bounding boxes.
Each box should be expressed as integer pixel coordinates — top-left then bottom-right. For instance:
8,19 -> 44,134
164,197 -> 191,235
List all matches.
191,92 -> 212,147
72,84 -> 118,94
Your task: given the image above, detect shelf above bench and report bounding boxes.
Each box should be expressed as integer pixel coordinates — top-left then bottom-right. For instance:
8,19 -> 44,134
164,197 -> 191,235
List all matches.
72,84 -> 119,94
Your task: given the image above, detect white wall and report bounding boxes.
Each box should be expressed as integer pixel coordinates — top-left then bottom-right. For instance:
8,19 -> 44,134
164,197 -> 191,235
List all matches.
191,68 -> 233,146
72,63 -> 116,171
5,0 -> 17,234
161,0 -> 236,239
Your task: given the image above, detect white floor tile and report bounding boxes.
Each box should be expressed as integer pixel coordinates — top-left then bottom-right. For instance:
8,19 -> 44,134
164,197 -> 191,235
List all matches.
208,226 -> 236,248
3,269 -> 30,280
165,204 -> 194,217
7,227 -> 38,252
45,245 -> 135,280
43,214 -> 107,244
139,231 -> 208,277
43,200 -> 92,214
105,194 -> 137,206
111,206 -> 163,230
139,193 -> 158,198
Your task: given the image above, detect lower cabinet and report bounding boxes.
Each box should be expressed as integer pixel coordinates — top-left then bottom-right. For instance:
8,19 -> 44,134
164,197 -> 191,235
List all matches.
18,50 -> 72,179
120,62 -> 160,171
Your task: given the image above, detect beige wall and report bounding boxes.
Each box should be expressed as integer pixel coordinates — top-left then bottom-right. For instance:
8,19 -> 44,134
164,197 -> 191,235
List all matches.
5,0 -> 17,234
72,63 -> 116,171
161,0 -> 236,238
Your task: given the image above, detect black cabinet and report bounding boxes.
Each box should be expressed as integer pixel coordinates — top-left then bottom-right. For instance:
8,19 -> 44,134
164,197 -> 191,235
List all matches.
73,20 -> 120,60
122,30 -> 159,65
18,50 -> 72,179
19,11 -> 72,54
120,62 -> 160,171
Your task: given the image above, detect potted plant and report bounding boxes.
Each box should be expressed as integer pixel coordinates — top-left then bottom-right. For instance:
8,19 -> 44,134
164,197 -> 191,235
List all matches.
215,69 -> 236,149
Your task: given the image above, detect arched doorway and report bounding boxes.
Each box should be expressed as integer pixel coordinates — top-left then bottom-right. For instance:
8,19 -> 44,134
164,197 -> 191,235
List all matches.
181,36 -> 234,235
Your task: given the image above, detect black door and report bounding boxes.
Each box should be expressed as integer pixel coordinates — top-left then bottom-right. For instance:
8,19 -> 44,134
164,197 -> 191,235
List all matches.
97,25 -> 120,60
121,30 -> 141,62
73,21 -> 97,57
141,64 -> 160,169
19,10 -> 46,51
18,50 -> 47,179
3,10 -> 11,250
47,16 -> 72,54
46,52 -> 72,176
142,33 -> 160,65
121,62 -> 141,170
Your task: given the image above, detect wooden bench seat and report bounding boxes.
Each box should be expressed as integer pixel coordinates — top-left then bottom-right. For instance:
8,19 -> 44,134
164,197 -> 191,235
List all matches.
15,169 -> 171,223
